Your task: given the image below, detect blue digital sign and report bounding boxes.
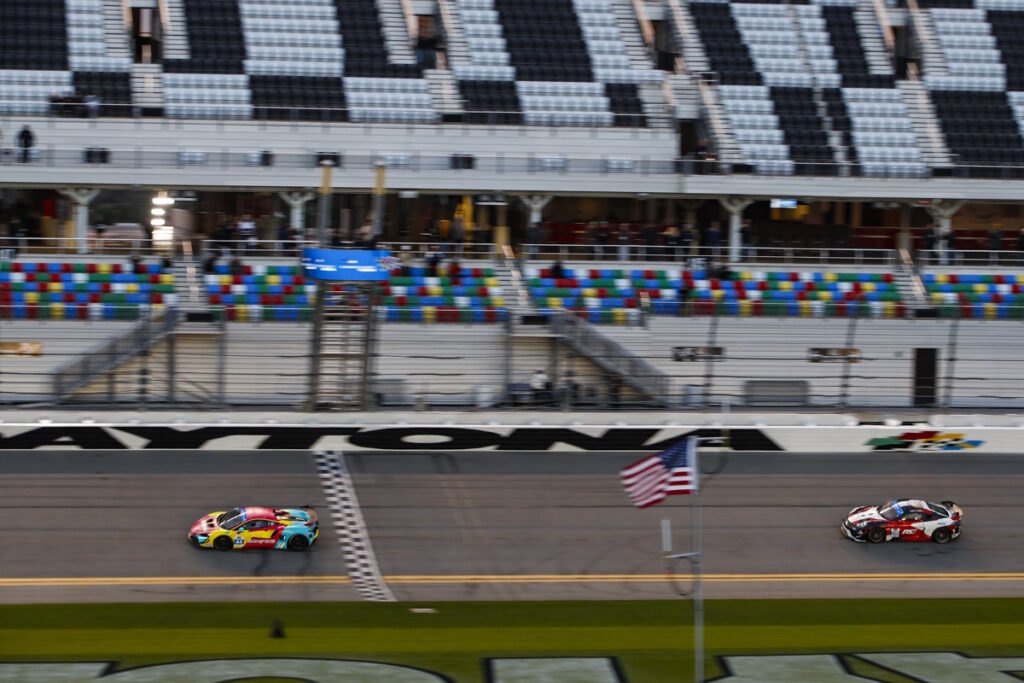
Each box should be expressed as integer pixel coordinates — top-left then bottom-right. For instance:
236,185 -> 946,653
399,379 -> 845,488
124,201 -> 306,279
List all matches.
301,248 -> 393,282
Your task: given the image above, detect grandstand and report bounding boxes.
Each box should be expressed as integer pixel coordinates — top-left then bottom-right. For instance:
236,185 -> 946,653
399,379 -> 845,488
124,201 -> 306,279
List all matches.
3,0 -> 1024,411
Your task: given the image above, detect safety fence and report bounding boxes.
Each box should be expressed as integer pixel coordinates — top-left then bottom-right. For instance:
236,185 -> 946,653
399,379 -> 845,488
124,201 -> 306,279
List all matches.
4,306 -> 1024,410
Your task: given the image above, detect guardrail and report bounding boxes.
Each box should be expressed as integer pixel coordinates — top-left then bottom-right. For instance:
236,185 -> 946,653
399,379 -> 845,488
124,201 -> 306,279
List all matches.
521,244 -> 899,267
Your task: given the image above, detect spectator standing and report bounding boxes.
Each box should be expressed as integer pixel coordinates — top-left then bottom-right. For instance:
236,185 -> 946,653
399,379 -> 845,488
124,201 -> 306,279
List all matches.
618,223 -> 630,261
426,247 -> 442,277
642,222 -> 658,261
525,220 -> 541,259
945,227 -> 958,265
680,223 -> 694,259
922,224 -> 937,265
663,225 -> 680,260
530,369 -> 549,405
450,213 -> 465,257
989,226 -> 1004,265
550,259 -> 565,280
17,125 -> 34,163
594,221 -> 610,260
679,271 -> 691,317
706,221 -> 722,260
236,214 -> 256,252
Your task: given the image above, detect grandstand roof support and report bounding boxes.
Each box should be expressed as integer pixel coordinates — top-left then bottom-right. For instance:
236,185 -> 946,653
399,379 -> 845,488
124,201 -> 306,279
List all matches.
57,188 -> 100,254
279,191 -> 315,239
520,195 -> 552,226
719,196 -> 753,264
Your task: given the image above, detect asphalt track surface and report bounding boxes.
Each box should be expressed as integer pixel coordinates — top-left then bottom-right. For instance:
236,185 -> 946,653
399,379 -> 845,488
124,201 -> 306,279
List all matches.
3,449 -> 1024,602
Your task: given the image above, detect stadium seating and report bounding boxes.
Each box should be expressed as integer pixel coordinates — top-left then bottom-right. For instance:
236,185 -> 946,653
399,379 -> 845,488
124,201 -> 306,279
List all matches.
0,261 -> 176,320
204,263 -> 507,323
527,266 -> 906,322
924,272 -> 1024,318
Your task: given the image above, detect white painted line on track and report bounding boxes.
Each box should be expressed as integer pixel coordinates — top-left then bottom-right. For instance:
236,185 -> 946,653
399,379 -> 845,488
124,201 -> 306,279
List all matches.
314,450 -> 395,602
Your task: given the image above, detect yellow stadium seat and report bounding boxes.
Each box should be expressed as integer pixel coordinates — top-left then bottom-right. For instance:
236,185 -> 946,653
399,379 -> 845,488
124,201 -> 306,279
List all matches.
779,280 -> 792,291
267,275 -> 281,285
126,283 -> 138,294
160,274 -> 174,285
25,292 -> 38,304
582,288 -> 596,298
423,306 -> 436,323
931,292 -> 943,304
51,303 -> 64,319
712,289 -> 724,300
936,274 -> 948,284
819,291 -> 832,302
485,277 -> 498,287
219,275 -> 230,285
974,283 -> 987,294
492,296 -> 505,307
98,263 -> 112,274
799,300 -> 811,317
547,297 -> 562,309
49,282 -> 63,292
739,299 -> 753,317
824,272 -> 837,282
862,282 -> 875,292
740,271 -> 753,281
883,301 -> 896,318
237,305 -> 248,321
613,308 -> 627,324
985,302 -> 997,319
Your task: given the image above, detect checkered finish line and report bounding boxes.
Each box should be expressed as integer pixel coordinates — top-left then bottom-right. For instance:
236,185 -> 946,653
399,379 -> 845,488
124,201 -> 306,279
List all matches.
313,450 -> 395,602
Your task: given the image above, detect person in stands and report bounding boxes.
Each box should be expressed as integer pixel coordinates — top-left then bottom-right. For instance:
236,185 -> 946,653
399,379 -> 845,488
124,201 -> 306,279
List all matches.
550,259 -> 565,280
18,125 -> 34,163
426,247 -> 442,277
530,369 -> 549,405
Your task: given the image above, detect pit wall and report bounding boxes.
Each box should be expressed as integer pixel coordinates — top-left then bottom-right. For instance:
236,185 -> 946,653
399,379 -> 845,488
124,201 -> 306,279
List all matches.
0,415 -> 1016,452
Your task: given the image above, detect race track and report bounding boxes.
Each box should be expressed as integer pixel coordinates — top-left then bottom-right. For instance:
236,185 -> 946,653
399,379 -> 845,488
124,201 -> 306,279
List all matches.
2,449 -> 1024,602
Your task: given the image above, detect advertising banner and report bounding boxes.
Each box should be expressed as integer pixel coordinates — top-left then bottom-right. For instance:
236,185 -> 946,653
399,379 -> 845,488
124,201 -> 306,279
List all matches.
301,248 -> 392,281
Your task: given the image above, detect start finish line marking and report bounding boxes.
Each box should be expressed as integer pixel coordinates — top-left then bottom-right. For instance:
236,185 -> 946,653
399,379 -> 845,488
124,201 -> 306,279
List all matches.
314,450 -> 395,602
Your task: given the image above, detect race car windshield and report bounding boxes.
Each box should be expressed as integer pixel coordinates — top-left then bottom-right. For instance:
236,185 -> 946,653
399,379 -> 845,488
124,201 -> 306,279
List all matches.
217,508 -> 246,529
928,502 -> 949,516
878,501 -> 903,521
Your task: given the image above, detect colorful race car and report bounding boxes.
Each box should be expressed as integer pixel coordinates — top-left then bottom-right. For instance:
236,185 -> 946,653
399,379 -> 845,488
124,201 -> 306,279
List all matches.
842,498 -> 963,544
188,506 -> 319,551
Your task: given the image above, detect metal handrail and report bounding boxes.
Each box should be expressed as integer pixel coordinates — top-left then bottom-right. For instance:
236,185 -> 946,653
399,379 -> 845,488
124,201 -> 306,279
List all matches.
522,244 -> 900,266
51,306 -> 179,401
550,310 -> 670,405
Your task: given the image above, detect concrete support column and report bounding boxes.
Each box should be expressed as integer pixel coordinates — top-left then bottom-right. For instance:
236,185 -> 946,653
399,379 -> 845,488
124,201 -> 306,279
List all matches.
279,191 -> 315,238
720,196 -> 753,263
926,200 -> 964,265
897,204 -> 912,252
520,195 -> 552,226
58,188 -> 100,254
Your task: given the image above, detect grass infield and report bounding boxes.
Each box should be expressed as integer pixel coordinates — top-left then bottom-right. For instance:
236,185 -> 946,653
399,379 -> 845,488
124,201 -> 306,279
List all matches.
2,599 -> 1024,681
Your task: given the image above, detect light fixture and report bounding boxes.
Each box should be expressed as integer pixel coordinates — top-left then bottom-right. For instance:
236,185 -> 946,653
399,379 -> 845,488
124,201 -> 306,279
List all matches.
152,192 -> 175,206
151,207 -> 166,216
151,217 -> 166,226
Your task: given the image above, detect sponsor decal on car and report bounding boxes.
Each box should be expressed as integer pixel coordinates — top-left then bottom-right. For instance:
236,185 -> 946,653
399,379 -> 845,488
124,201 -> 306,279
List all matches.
864,430 -> 984,451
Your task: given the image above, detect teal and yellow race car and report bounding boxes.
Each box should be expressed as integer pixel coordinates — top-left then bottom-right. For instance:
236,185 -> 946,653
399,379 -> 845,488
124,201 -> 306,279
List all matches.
188,506 -> 319,551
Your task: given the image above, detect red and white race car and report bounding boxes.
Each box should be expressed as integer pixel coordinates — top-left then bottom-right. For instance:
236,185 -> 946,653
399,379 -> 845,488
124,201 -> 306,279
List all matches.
842,498 -> 963,544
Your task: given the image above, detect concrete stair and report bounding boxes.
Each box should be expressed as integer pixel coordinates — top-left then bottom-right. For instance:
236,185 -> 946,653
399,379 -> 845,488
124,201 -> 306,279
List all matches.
638,83 -> 671,129
376,0 -> 417,65
908,0 -> 948,76
437,0 -> 472,67
425,68 -> 465,117
162,0 -> 190,61
854,0 -> 895,75
897,78 -> 952,167
698,79 -> 742,164
131,63 -> 164,111
665,0 -> 710,74
101,0 -> 132,59
666,73 -> 700,120
610,0 -> 655,71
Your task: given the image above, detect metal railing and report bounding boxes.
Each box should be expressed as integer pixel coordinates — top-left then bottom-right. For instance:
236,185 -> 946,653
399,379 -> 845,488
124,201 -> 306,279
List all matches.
521,244 -> 899,266
50,306 -> 179,401
549,309 -> 671,405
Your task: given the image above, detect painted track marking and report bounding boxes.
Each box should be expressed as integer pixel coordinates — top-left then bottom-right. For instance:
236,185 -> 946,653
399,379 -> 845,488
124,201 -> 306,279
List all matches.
314,450 -> 395,602
5,572 -> 1024,588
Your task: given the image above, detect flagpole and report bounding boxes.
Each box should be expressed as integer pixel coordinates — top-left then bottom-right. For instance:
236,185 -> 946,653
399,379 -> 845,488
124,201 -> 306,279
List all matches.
693,440 -> 703,683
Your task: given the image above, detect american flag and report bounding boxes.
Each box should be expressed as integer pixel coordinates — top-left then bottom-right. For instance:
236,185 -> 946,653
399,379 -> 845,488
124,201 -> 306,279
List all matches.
620,437 -> 698,508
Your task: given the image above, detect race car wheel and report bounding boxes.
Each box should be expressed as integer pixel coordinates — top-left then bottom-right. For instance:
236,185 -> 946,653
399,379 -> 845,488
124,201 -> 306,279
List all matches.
287,535 -> 310,552
213,535 -> 233,551
866,527 -> 886,544
932,528 -> 952,544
